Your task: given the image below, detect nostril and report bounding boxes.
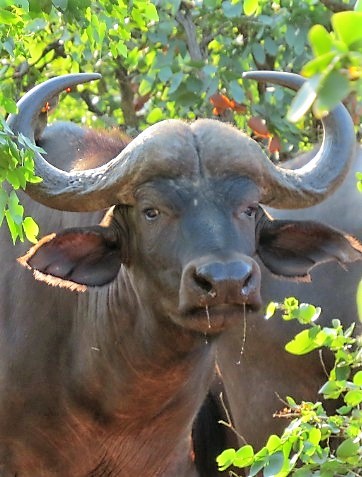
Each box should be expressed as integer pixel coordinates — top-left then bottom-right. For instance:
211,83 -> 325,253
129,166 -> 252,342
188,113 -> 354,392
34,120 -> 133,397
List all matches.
193,271 -> 213,293
241,272 -> 253,296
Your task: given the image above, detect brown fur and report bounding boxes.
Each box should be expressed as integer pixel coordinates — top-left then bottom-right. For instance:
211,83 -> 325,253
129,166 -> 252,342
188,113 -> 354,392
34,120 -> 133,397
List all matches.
72,129 -> 131,171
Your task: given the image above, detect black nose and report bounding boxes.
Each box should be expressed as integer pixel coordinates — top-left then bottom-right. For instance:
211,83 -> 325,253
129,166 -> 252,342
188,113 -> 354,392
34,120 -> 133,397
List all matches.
179,258 -> 261,311
195,261 -> 253,298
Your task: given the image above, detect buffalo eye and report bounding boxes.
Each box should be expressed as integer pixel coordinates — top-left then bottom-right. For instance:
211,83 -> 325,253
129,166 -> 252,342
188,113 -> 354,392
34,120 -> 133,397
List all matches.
238,205 -> 257,218
143,208 -> 160,221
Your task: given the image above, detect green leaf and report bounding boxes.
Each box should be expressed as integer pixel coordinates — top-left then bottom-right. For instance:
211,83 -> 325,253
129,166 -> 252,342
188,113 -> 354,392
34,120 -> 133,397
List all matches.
265,302 -> 277,319
337,405 -> 352,415
344,389 -> 362,406
293,469 -> 314,477
168,72 -> 183,94
116,41 -> 127,59
1,97 -> 17,114
0,8 -> 20,24
332,12 -> 362,47
308,25 -> 333,56
6,170 -> 21,189
204,0 -> 219,7
7,190 -> 24,225
353,370 -> 362,386
23,216 -> 39,243
144,3 -> 159,22
335,365 -> 350,381
233,445 -> 254,468
285,25 -> 296,48
319,379 -> 345,399
336,438 -> 360,460
265,435 -> 282,453
216,448 -> 236,471
243,0 -> 258,16
295,304 -> 321,324
287,76 -> 320,123
53,0 -> 68,9
146,107 -> 163,124
251,43 -> 265,65
263,451 -> 285,477
222,1 -> 242,18
286,396 -> 297,408
158,66 -> 173,82
5,210 -> 23,243
139,78 -> 153,96
302,52 -> 339,77
308,427 -> 321,446
313,71 -> 350,118
285,327 -> 322,355
229,80 -> 245,103
0,188 -> 7,226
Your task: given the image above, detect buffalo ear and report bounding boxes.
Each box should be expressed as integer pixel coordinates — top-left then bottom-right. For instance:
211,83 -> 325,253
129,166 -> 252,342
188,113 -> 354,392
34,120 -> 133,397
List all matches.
257,215 -> 362,281
18,226 -> 124,291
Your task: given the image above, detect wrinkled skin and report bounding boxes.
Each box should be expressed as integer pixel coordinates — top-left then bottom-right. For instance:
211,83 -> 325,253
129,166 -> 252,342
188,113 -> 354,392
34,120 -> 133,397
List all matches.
217,146 -> 362,450
0,116 -> 361,477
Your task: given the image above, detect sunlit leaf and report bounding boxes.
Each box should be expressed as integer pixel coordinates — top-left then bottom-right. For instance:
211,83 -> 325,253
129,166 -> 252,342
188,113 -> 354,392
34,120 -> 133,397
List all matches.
243,0 -> 258,16
265,434 -> 282,453
216,448 -> 236,471
285,327 -> 322,355
23,216 -> 39,243
344,389 -> 362,406
146,107 -> 163,124
265,301 -> 277,319
332,11 -> 362,47
309,25 -> 333,56
353,370 -> 362,386
233,445 -> 254,468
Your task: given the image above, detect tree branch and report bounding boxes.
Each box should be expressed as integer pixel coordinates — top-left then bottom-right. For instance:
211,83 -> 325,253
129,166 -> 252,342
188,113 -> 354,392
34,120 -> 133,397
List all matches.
79,90 -> 104,117
115,66 -> 139,130
175,9 -> 205,62
319,0 -> 353,12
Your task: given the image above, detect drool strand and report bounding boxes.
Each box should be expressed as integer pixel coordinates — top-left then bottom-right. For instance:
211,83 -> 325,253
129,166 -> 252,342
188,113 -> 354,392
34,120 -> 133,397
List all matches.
236,303 -> 247,365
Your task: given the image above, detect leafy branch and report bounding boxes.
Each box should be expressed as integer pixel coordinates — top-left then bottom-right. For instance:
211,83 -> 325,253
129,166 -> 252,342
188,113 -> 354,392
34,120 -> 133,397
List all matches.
288,1 -> 362,121
217,298 -> 362,477
0,118 -> 41,243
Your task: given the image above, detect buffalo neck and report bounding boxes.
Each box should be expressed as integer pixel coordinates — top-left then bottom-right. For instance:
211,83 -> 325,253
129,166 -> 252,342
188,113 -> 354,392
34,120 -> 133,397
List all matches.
65,268 -> 217,475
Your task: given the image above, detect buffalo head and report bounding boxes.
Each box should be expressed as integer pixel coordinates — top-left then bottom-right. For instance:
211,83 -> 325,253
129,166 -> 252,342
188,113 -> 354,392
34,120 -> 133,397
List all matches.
10,72 -> 362,335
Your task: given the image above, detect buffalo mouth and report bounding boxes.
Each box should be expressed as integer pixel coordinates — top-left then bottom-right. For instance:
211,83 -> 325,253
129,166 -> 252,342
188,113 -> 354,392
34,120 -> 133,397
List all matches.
173,302 -> 260,335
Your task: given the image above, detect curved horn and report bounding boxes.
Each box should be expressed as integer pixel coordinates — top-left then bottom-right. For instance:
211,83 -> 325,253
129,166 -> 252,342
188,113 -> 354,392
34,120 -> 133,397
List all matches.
242,71 -> 356,208
7,74 -> 198,212
7,73 -> 118,211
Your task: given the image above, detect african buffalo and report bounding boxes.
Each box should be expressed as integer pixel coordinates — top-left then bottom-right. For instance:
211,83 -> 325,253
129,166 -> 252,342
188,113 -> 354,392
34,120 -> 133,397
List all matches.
1,71 -> 361,476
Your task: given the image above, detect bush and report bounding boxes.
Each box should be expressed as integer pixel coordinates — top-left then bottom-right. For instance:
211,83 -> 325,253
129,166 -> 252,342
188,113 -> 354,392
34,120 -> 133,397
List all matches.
217,298 -> 362,477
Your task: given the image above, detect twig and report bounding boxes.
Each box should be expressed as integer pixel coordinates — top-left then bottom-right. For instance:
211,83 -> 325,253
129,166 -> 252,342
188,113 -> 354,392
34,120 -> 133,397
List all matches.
218,391 -> 248,445
318,349 -> 329,379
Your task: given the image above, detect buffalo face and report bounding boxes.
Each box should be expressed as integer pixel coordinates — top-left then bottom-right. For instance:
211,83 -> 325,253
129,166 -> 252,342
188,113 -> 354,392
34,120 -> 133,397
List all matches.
127,175 -> 263,334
